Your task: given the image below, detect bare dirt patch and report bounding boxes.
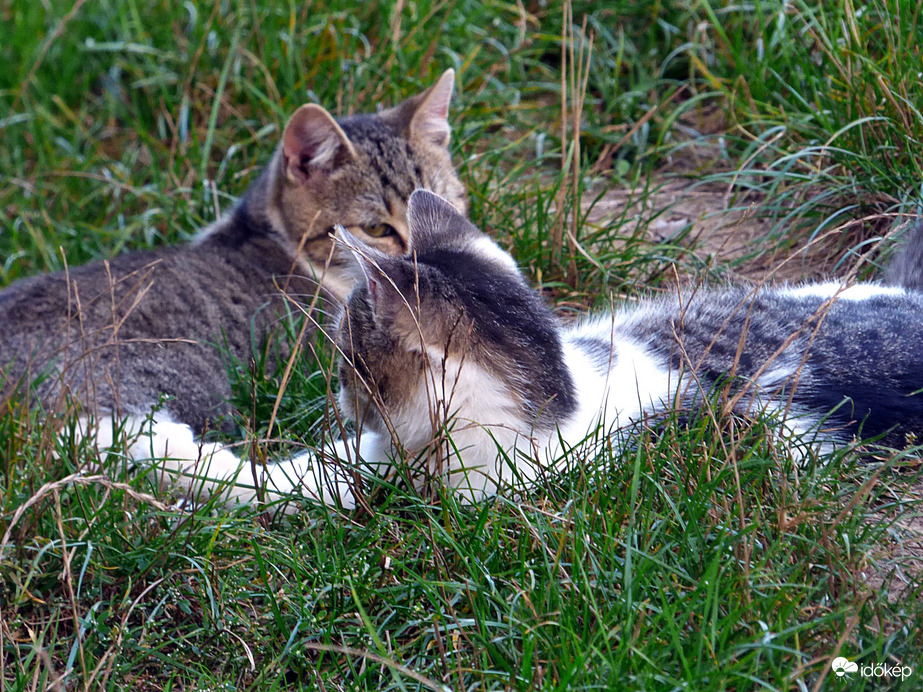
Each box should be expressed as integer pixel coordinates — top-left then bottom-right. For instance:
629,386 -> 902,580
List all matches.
866,478 -> 923,604
581,176 -> 866,284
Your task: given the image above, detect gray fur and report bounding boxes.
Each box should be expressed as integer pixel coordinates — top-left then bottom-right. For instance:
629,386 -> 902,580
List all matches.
338,191 -> 923,461
884,220 -> 923,291
337,191 -> 576,436
618,287 -> 923,445
0,227 -> 311,431
156,194 -> 923,511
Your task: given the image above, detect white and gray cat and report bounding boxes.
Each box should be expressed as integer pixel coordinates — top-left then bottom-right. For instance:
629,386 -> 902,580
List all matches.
0,71 -> 465,437
148,190 -> 923,511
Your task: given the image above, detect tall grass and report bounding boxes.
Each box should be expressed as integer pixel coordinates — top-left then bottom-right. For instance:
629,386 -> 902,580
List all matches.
2,1 -> 922,690
691,0 -> 923,259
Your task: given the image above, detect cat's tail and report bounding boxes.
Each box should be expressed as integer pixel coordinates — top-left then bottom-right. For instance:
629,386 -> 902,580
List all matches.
883,220 -> 923,290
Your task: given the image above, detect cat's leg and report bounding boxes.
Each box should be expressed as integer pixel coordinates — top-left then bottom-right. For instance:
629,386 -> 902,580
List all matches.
281,432 -> 393,509
78,412 -> 252,502
76,413 -> 390,512
199,432 -> 393,511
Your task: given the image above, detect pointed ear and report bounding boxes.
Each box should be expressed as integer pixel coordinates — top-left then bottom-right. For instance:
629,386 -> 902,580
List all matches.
410,68 -> 455,148
282,104 -> 358,184
383,69 -> 456,148
407,189 -> 479,251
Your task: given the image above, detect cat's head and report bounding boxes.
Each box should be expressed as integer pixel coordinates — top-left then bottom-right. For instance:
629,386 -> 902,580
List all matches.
334,190 -> 574,441
261,70 -> 467,300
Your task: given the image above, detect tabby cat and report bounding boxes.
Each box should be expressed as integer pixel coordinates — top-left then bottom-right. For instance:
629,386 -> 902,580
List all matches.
161,191 -> 923,511
0,71 -> 465,436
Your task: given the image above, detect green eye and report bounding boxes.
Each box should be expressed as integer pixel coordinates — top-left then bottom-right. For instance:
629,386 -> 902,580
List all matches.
364,223 -> 397,238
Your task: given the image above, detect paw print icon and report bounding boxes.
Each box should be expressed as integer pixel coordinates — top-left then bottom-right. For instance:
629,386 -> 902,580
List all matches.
832,657 -> 859,677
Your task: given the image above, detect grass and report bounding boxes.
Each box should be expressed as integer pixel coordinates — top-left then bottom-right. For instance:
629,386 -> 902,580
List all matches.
2,0 -> 923,690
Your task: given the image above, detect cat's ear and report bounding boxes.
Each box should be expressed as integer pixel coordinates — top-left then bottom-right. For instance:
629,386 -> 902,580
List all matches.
410,69 -> 455,147
386,69 -> 455,148
282,104 -> 358,184
407,189 -> 479,251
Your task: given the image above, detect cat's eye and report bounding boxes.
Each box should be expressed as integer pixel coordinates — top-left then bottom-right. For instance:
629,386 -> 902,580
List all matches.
363,223 -> 397,238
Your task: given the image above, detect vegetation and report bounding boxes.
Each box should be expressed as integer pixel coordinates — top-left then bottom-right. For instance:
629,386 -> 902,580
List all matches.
2,1 -> 921,689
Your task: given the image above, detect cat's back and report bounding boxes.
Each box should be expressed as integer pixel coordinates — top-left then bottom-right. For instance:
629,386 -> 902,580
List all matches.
583,283 -> 923,351
0,236 -> 304,342
568,283 -> 923,445
1,247 -> 185,327
0,236 -> 313,428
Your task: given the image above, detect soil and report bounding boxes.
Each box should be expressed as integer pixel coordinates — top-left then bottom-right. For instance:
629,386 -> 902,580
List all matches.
867,482 -> 923,603
581,176 -> 869,284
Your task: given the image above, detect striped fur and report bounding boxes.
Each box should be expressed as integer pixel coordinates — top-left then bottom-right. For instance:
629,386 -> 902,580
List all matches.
70,194 -> 923,511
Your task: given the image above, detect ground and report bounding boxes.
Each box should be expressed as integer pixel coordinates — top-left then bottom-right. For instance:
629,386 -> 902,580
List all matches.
3,1 -> 923,689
